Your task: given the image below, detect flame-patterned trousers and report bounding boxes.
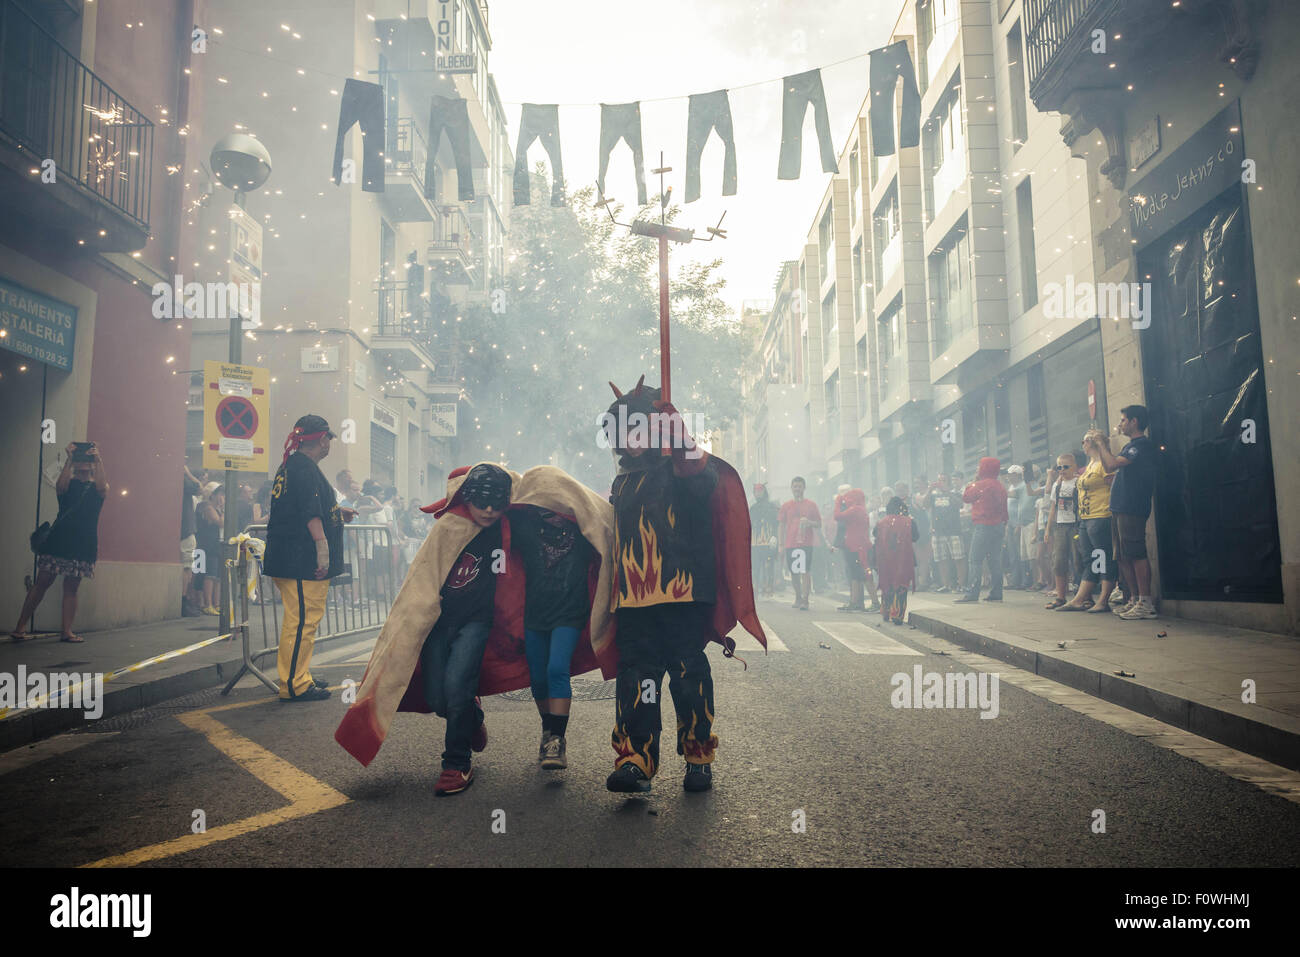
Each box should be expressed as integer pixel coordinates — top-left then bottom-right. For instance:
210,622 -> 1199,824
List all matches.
611,602 -> 717,778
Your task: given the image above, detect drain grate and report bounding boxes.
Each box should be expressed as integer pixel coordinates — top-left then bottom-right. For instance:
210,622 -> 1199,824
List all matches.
499,677 -> 616,702
73,687 -> 226,733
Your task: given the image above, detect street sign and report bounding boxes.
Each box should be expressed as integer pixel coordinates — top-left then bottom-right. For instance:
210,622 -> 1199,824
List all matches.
203,360 -> 270,472
430,402 -> 457,437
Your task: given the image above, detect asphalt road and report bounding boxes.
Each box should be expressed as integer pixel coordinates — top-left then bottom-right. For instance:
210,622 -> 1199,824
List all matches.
3,591 -> 1300,867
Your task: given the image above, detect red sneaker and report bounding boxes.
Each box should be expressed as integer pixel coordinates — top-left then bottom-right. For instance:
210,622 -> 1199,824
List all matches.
471,720 -> 488,753
435,767 -> 474,796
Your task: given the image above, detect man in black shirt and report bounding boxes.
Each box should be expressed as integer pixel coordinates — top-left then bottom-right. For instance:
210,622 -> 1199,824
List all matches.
262,415 -> 355,702
423,464 -> 508,796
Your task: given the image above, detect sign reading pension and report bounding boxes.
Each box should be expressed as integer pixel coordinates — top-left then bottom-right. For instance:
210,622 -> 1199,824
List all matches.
203,360 -> 270,473
0,279 -> 77,370
429,402 -> 457,437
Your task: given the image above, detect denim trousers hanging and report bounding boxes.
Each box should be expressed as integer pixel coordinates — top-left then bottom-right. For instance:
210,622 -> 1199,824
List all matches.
333,79 -> 385,192
869,40 -> 921,156
685,89 -> 737,203
514,103 -> 565,206
777,69 -> 838,180
597,102 -> 647,206
425,95 -> 475,202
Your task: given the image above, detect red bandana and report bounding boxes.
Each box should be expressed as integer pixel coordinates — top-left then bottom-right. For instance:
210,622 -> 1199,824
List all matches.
282,428 -> 327,467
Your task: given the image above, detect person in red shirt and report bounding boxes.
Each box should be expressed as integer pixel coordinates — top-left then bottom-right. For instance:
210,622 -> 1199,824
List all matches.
954,456 -> 1008,603
833,488 -> 880,613
779,476 -> 821,610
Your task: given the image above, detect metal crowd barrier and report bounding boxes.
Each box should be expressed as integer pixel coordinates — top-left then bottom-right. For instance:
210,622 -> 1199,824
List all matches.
221,524 -> 400,695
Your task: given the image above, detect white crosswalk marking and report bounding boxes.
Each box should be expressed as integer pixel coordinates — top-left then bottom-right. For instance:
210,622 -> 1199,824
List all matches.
726,620 -> 788,652
813,621 -> 924,655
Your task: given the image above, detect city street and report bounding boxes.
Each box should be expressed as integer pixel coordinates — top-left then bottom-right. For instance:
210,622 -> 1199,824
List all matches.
4,590 -> 1298,869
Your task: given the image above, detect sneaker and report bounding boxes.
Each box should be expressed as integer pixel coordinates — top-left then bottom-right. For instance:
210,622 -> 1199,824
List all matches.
435,767 -> 474,796
1109,591 -> 1126,605
538,730 -> 552,763
953,595 -> 978,604
934,585 -> 950,594
471,720 -> 488,754
606,762 -> 652,793
312,675 -> 330,690
541,735 -> 567,770
1119,599 -> 1158,620
282,684 -> 331,703
1113,599 -> 1136,616
983,594 -> 1003,602
683,763 -> 713,792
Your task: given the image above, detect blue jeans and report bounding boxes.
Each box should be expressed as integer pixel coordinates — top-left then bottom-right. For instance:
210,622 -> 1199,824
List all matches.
525,626 -> 581,701
964,523 -> 1006,599
421,618 -> 489,771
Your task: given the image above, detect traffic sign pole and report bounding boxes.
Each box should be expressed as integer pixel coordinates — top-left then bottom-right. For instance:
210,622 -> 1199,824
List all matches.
219,194 -> 247,638
219,309 -> 241,638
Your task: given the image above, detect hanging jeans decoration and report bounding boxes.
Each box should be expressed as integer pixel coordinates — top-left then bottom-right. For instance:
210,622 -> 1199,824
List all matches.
513,103 -> 565,206
597,102 -> 648,206
425,95 -> 475,202
684,89 -> 737,203
333,79 -> 385,192
868,40 -> 921,156
777,69 -> 838,180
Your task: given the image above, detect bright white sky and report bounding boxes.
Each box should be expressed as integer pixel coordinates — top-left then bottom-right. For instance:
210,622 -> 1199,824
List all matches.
488,0 -> 898,310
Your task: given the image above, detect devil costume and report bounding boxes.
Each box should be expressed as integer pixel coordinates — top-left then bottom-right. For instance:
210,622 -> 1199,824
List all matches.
602,377 -> 766,793
335,462 -> 617,773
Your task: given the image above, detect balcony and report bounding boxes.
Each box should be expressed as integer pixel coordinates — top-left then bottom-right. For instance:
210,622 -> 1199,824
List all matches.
0,0 -> 152,251
1025,0 -> 1229,113
428,205 -> 476,285
372,280 -> 438,373
380,117 -> 435,223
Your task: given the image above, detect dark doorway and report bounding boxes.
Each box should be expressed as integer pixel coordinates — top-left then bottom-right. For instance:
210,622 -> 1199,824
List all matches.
1139,188 -> 1281,602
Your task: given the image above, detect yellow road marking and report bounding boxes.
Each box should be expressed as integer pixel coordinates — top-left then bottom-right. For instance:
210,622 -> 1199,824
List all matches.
82,707 -> 348,868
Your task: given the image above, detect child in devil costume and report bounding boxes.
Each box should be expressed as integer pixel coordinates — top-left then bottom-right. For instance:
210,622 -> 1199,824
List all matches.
602,376 -> 767,794
335,462 -> 617,794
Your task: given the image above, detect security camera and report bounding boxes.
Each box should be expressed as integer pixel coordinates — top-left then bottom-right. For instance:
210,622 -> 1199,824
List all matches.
210,133 -> 272,192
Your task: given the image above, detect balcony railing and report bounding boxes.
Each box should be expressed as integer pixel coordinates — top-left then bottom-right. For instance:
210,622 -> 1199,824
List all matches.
0,0 -> 152,230
1024,0 -> 1114,97
386,116 -> 428,194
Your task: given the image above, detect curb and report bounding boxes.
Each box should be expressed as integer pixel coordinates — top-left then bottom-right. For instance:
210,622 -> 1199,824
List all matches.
0,653 -> 246,754
907,612 -> 1300,773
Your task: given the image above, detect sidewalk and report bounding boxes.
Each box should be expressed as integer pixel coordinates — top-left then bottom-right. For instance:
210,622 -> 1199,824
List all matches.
899,588 -> 1300,771
0,616 -> 245,751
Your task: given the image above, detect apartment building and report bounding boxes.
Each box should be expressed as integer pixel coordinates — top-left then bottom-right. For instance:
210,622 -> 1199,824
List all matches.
0,0 -> 199,630
187,0 -> 511,503
1021,0 -> 1296,632
743,0 -> 1298,633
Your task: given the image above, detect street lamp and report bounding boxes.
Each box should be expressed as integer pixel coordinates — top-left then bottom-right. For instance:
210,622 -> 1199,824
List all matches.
208,133 -> 271,637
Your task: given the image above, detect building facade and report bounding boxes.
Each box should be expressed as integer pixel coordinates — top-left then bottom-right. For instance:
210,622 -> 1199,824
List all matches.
186,0 -> 511,507
742,0 -> 1297,633
1,0 -> 201,630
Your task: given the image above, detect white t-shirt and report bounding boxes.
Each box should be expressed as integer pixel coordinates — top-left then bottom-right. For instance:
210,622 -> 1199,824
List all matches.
1051,478 -> 1079,524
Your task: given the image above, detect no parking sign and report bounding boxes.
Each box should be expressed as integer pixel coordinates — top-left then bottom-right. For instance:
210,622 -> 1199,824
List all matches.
203,360 -> 270,472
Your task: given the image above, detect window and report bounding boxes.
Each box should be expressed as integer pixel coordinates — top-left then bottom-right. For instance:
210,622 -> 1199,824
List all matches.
818,204 -> 834,286
925,82 -> 965,219
856,336 -> 869,413
929,220 -> 972,355
849,146 -> 860,226
873,188 -> 901,280
1016,177 -> 1038,310
852,238 -> 864,319
822,288 -> 838,349
1007,21 -> 1029,148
